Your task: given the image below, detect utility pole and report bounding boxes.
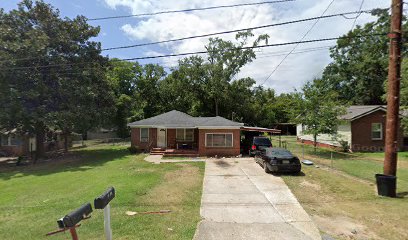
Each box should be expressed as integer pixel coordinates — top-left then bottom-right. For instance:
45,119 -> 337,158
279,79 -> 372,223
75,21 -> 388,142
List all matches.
384,0 -> 403,176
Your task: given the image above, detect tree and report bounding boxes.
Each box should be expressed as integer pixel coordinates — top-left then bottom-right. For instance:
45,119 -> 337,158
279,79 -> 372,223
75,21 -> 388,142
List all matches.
319,9 -> 408,105
295,79 -> 345,151
401,59 -> 408,135
159,56 -> 208,115
134,64 -> 166,118
107,59 -> 141,138
0,0 -> 114,157
205,31 -> 269,116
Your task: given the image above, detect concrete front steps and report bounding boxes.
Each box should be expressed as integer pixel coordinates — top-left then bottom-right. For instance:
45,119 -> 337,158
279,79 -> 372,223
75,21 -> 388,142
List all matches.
150,148 -> 199,158
150,148 -> 165,155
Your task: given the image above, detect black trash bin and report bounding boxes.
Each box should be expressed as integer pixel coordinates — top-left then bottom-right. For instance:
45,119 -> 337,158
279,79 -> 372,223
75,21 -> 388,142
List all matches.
375,174 -> 396,197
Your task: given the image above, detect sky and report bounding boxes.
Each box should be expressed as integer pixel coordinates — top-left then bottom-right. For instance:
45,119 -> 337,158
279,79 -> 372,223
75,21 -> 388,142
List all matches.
1,0 -> 388,93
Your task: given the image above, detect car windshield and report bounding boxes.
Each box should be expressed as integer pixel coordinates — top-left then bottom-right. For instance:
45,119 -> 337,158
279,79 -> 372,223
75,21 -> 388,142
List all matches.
253,137 -> 271,145
265,148 -> 293,158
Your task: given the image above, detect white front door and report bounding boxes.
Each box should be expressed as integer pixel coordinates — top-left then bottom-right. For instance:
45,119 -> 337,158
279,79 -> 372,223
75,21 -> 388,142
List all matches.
157,128 -> 166,148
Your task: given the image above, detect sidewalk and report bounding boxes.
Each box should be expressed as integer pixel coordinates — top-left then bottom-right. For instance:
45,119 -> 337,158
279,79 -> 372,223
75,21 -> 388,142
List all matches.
194,158 -> 321,240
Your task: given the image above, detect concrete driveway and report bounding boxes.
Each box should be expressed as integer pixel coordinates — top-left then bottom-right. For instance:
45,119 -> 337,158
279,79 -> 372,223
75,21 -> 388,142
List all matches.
194,158 -> 321,240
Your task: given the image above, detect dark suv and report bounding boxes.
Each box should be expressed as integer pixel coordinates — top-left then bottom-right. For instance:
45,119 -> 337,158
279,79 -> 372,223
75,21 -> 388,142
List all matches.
249,136 -> 272,157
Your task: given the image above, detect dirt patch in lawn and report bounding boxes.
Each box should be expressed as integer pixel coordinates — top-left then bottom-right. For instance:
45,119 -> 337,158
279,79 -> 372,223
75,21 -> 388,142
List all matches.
300,180 -> 321,191
140,163 -> 201,206
283,166 -> 408,240
312,215 -> 380,240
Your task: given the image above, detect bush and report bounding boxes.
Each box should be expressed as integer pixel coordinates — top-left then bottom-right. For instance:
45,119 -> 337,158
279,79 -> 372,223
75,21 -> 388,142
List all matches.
339,140 -> 350,152
127,146 -> 140,154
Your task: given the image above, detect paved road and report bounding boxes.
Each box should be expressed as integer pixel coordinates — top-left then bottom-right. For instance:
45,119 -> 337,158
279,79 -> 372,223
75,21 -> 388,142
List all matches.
194,158 -> 321,240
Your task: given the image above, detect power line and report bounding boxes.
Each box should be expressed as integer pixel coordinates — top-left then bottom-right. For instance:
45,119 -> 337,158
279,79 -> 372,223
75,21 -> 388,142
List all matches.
100,9 -> 375,51
256,45 -> 333,58
260,0 -> 336,86
351,0 -> 365,30
0,33 -> 386,72
0,8 -> 385,64
88,0 -> 296,21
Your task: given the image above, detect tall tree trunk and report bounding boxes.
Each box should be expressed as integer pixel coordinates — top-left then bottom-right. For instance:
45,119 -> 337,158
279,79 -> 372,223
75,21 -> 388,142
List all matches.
35,123 -> 45,163
313,133 -> 317,153
215,98 -> 219,116
63,128 -> 70,153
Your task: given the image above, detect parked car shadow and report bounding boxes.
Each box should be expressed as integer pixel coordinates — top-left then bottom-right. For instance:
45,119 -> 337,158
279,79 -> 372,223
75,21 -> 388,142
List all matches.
272,171 -> 306,177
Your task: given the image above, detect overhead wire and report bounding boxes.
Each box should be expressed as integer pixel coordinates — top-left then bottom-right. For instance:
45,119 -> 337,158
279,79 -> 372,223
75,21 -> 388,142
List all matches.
100,9 -> 376,51
0,8 -> 383,64
260,0 -> 336,86
88,0 -> 296,21
0,33 -> 387,72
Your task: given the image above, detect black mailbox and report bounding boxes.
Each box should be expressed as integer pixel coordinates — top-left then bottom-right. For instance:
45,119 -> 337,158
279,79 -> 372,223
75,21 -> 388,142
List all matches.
94,187 -> 115,209
57,203 -> 93,228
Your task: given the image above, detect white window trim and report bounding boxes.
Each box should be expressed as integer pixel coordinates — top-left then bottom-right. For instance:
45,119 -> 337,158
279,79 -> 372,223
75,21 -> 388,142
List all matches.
205,133 -> 234,148
371,123 -> 383,140
140,128 -> 149,143
176,128 -> 194,142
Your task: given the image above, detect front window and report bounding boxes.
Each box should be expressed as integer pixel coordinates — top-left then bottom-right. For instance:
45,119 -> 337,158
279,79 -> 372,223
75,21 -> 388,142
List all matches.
10,135 -> 21,146
371,123 -> 383,140
1,135 -> 8,146
206,133 -> 233,147
176,129 -> 194,141
140,128 -> 149,142
0,135 -> 21,146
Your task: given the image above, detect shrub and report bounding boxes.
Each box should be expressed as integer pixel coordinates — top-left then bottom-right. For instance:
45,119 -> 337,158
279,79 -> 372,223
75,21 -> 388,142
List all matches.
339,140 -> 350,152
127,146 -> 139,154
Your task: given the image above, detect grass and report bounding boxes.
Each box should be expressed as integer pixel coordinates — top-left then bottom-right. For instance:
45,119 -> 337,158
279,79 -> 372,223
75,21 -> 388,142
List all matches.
0,144 -> 204,240
282,166 -> 408,239
271,136 -> 408,194
274,136 -> 408,239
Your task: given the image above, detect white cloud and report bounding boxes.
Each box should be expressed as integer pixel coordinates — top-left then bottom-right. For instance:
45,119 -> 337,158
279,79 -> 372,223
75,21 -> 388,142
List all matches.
104,0 -> 390,93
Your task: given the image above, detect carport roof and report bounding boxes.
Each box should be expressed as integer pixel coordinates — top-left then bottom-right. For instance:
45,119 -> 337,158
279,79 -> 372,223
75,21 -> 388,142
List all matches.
240,126 -> 281,134
127,110 -> 244,128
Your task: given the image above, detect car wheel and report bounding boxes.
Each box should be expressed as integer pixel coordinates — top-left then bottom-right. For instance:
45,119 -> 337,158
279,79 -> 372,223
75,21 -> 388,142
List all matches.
264,161 -> 270,173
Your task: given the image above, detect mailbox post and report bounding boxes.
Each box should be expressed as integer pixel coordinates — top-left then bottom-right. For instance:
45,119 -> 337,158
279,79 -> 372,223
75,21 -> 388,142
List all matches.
94,187 -> 115,240
47,203 -> 93,240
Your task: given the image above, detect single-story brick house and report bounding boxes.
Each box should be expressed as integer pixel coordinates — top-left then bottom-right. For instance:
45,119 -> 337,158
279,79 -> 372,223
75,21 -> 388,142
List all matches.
128,110 -> 244,156
297,105 -> 407,152
0,129 -> 68,156
0,129 -> 36,156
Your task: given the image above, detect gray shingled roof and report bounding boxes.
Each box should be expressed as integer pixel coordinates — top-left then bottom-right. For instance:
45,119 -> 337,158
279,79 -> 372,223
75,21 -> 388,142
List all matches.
127,110 -> 244,128
340,105 -> 386,120
340,105 -> 408,120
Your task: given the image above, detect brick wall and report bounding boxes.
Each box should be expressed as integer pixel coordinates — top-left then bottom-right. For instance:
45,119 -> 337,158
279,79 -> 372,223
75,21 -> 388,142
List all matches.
198,129 -> 241,156
351,111 -> 404,152
130,128 -> 157,151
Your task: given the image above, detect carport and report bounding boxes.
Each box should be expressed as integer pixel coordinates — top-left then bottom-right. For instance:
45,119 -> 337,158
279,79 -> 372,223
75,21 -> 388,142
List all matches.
240,126 -> 282,155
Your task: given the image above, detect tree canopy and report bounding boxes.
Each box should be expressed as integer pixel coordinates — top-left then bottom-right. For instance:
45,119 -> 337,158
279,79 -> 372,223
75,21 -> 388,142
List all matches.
317,9 -> 408,105
0,0 -> 114,156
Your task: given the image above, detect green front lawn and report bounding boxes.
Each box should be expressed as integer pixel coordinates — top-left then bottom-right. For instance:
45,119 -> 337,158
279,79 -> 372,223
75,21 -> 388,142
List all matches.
0,145 -> 204,240
283,166 -> 408,239
276,136 -> 408,239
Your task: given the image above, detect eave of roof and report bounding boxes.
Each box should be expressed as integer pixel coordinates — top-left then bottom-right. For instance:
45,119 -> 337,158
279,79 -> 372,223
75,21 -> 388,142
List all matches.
127,110 -> 244,128
241,126 -> 281,133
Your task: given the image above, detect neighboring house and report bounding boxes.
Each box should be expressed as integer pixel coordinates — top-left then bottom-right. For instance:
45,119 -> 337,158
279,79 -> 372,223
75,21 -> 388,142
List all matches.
87,128 -> 118,140
0,129 -> 68,156
128,110 -> 281,156
0,129 -> 36,156
297,105 -> 406,152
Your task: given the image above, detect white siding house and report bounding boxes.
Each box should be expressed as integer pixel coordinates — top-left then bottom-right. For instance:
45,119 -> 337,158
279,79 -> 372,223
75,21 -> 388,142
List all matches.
296,122 -> 351,147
